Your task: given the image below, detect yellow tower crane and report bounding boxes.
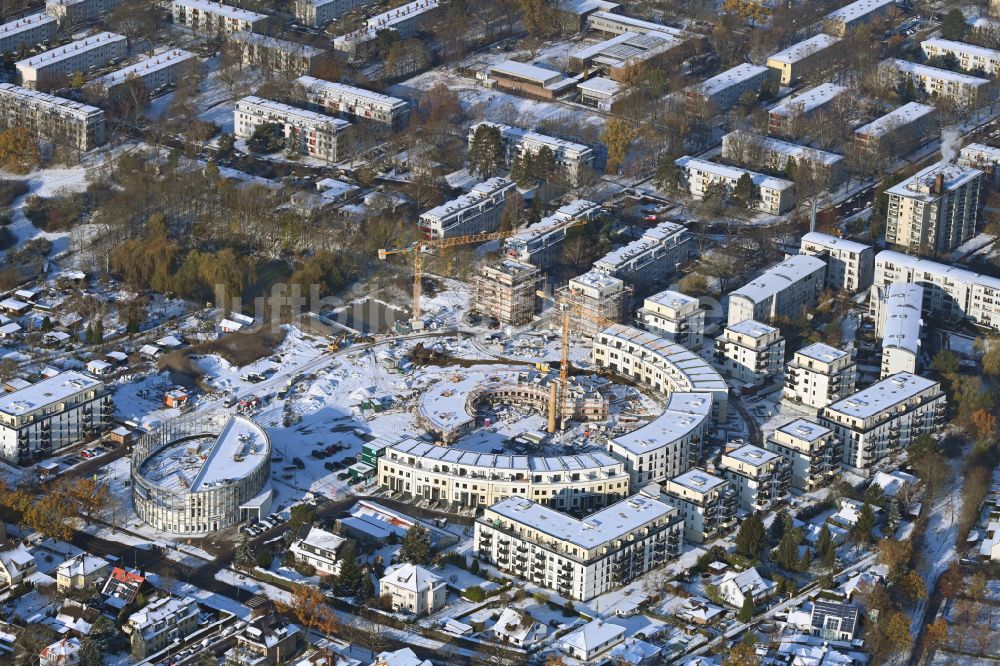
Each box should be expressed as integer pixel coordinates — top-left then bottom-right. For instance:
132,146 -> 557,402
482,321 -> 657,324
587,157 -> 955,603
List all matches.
378,229 -> 517,330
536,288 -> 618,433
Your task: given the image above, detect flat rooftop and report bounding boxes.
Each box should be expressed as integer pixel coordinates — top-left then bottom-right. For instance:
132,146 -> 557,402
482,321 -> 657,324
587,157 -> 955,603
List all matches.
0,371 -> 101,417
507,200 -> 600,245
95,49 -> 195,88
801,231 -> 871,254
485,494 -> 674,550
768,34 -> 841,64
825,0 -> 896,24
645,289 -> 698,310
596,220 -> 689,269
727,318 -> 778,338
172,0 -> 267,21
228,31 -> 324,57
472,121 -> 593,158
725,131 -> 843,167
610,392 -> 712,455
885,160 -> 982,201
239,95 -> 351,128
796,342 -> 849,364
670,468 -> 726,493
883,58 -> 990,86
0,12 -> 55,37
296,76 -> 409,110
420,177 -> 512,221
491,60 -> 567,86
569,269 -> 625,291
387,438 -> 623,474
960,142 -> 1000,161
876,250 -> 1000,290
825,372 -> 938,420
922,37 -> 1000,62
587,11 -> 688,39
776,418 -> 831,442
724,443 -> 780,467
0,82 -> 103,119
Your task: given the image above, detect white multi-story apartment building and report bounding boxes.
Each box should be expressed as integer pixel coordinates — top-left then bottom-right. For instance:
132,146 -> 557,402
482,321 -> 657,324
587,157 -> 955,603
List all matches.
377,439 -> 631,512
958,142 -> 1000,186
293,0 -> 375,27
921,38 -> 1000,75
468,121 -> 596,184
727,255 -> 827,325
504,199 -> 601,268
87,49 -> 196,99
823,0 -> 897,37
768,82 -> 847,137
332,0 -> 439,59
675,156 -> 796,215
873,250 -> 1000,330
799,232 -> 874,292
0,13 -> 56,56
171,0 -> 267,33
871,282 -> 923,378
226,32 -> 321,77
819,372 -> 946,475
663,469 -> 736,543
854,101 -> 936,155
16,32 -> 127,89
0,83 -> 105,151
714,319 -> 786,387
557,270 -> 628,337
636,289 -> 704,350
719,444 -> 791,513
235,96 -> 351,162
879,59 -> 990,106
765,419 -> 842,491
45,0 -> 120,24
593,220 -> 693,289
686,63 -> 772,113
0,371 -> 111,465
417,177 -> 515,239
884,161 -> 982,255
605,392 -> 712,486
721,131 -> 845,188
126,596 -> 199,658
766,34 -> 842,85
296,76 -> 410,128
474,493 -> 683,601
593,323 -> 730,420
782,342 -> 857,414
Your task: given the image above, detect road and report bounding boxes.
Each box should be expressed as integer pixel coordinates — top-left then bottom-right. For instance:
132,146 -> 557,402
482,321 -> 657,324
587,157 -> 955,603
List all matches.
731,394 -> 763,447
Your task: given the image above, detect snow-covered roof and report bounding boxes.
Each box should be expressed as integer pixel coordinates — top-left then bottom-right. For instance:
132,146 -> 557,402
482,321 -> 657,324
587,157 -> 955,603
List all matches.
372,648 -> 431,666
490,60 -> 566,86
768,34 -> 841,64
796,342 -> 849,364
726,132 -> 844,167
386,438 -> 623,475
238,96 -> 351,130
94,49 -> 195,89
693,63 -> 769,97
879,282 -> 922,355
960,142 -> 1000,164
380,562 -> 442,594
295,525 -> 345,554
775,418 -> 830,442
0,544 -> 34,576
486,494 -> 676,550
824,372 -> 938,420
470,121 -> 593,159
770,82 -> 847,117
560,619 -> 626,654
871,469 -> 918,496
0,11 -> 54,37
420,177 -> 513,223
0,371 -> 101,418
675,155 -> 795,192
882,57 -> 990,85
17,31 -> 125,69
610,392 -> 712,455
801,231 -> 871,254
825,0 -> 895,24
724,443 -> 780,468
295,76 -> 409,112
492,608 -> 547,644
228,30 -> 323,57
597,324 -> 729,394
876,249 -> 1000,290
189,416 -> 270,491
57,554 -> 108,579
669,468 -> 727,494
727,318 -> 779,338
729,255 -> 826,305
588,11 -> 687,38
922,37 -> 1000,62
577,76 -> 620,96
0,83 -> 103,120
128,596 -> 198,634
568,269 -> 625,292
644,288 -> 698,311
717,566 -> 775,595
886,160 -> 982,201
595,220 -> 689,272
172,0 -> 266,21
854,101 -> 935,138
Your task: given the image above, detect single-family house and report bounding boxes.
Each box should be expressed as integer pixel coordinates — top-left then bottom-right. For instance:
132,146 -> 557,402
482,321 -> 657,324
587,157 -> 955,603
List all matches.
810,600 -> 860,641
379,563 -> 445,617
559,619 -> 626,663
39,637 -> 80,666
715,567 -> 777,609
491,608 -> 548,648
57,554 -> 110,592
288,526 -> 345,577
0,544 -> 37,587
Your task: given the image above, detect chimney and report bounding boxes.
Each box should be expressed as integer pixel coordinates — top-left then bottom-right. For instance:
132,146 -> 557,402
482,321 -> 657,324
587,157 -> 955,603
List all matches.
933,173 -> 944,194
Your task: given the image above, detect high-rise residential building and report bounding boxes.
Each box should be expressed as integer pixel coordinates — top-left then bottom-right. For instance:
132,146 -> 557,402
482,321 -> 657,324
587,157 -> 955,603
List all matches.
782,342 -> 856,414
799,232 -> 874,292
884,161 -> 982,255
819,372 -> 946,475
765,419 -> 842,491
714,319 -> 785,387
873,250 -> 1000,330
727,255 -> 827,325
472,260 -> 540,326
636,289 -> 704,350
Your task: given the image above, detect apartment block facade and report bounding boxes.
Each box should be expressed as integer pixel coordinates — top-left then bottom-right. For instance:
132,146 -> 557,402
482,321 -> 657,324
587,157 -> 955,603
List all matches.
468,121 -> 596,184
782,342 -> 857,413
765,419 -> 842,491
504,199 -> 602,268
0,13 -> 56,56
675,155 -> 796,215
0,83 -> 106,151
226,32 -> 321,77
293,0 -> 375,26
719,444 -> 791,513
686,63 -> 772,113
16,32 -> 127,89
766,34 -> 841,85
870,282 -> 923,378
714,319 -> 786,387
819,372 -> 946,475
593,220 -> 693,291
171,0 -> 268,34
727,255 -> 827,325
663,469 -> 736,543
417,177 -> 515,239
235,96 -> 351,162
885,161 -> 982,255
799,232 -> 874,292
636,289 -> 704,350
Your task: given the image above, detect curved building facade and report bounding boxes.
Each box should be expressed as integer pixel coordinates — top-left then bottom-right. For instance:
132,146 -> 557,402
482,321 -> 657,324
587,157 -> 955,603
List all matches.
131,412 -> 272,534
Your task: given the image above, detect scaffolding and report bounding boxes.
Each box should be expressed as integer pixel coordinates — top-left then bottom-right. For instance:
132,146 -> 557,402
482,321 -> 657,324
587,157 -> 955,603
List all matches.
472,259 -> 542,326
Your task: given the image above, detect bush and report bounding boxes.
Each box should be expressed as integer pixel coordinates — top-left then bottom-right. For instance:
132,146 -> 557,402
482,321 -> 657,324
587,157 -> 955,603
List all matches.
0,179 -> 27,207
295,563 -> 317,577
463,586 -> 486,602
247,122 -> 285,154
24,192 -> 91,232
0,226 -> 14,251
